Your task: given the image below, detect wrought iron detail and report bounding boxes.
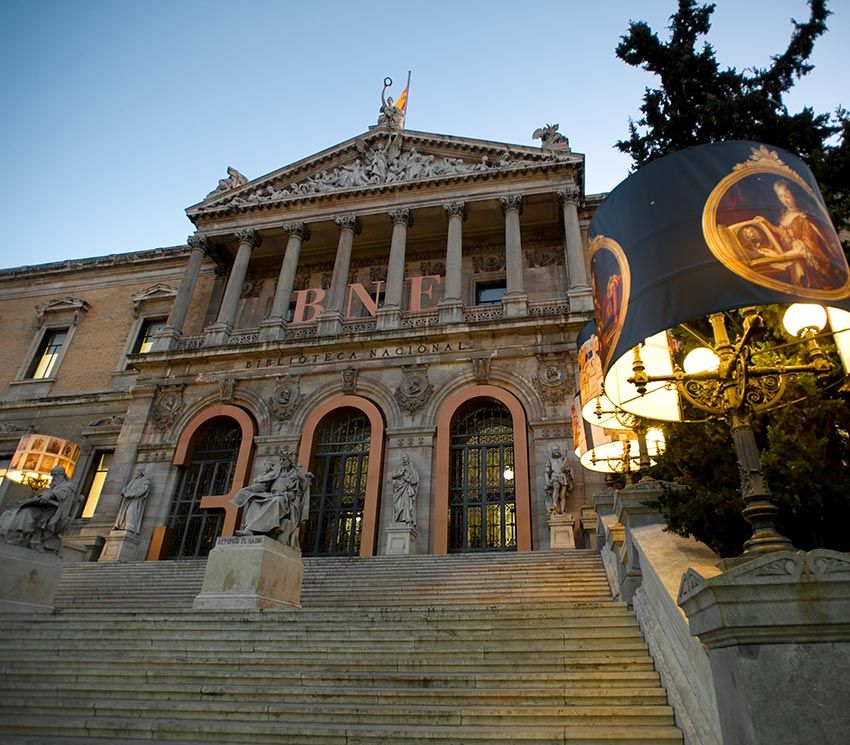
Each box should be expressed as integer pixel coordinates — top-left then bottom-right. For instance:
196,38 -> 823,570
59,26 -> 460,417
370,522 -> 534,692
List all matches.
449,400 -> 517,553
166,418 -> 242,559
303,408 -> 371,556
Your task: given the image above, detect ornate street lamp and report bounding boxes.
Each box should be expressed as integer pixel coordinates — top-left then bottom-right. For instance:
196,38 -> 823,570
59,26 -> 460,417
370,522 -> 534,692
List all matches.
588,141 -> 850,555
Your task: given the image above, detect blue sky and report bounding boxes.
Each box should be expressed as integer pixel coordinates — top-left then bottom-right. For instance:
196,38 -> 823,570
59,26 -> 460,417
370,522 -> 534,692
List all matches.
1,0 -> 846,269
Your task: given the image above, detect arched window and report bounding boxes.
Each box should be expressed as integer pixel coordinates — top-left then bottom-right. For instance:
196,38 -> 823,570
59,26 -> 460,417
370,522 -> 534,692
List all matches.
304,407 -> 371,556
166,416 -> 241,559
449,398 -> 516,552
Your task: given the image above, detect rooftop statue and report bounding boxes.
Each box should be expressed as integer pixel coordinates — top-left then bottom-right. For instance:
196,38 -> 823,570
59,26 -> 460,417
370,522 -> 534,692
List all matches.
207,166 -> 248,197
533,123 -> 570,151
377,76 -> 404,130
0,465 -> 80,554
231,449 -> 313,550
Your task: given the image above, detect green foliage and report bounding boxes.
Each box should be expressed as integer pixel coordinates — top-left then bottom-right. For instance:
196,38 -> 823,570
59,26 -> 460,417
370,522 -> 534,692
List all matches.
616,0 -> 848,235
616,1 -> 850,553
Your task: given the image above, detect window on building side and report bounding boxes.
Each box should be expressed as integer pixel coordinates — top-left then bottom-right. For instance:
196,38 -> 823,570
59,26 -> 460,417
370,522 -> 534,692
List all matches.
27,329 -> 68,379
79,451 -> 112,518
475,280 -> 507,306
134,319 -> 167,354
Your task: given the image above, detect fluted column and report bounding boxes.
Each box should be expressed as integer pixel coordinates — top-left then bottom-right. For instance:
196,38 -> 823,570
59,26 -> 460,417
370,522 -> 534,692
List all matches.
377,208 -> 413,330
206,228 -> 261,344
153,234 -> 208,351
318,214 -> 360,336
259,222 -> 310,341
557,186 -> 593,311
438,201 -> 466,324
499,194 -> 528,317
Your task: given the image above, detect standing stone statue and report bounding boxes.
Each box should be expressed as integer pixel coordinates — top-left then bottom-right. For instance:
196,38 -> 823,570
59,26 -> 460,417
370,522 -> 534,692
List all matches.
0,465 -> 80,553
544,445 -> 574,515
231,450 -> 313,549
391,454 -> 419,525
113,468 -> 151,534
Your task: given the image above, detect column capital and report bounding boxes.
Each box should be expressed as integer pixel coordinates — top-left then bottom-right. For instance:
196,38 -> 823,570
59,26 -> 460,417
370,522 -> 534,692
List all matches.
234,228 -> 262,248
335,214 -> 361,234
388,208 -> 414,228
443,201 -> 467,220
186,234 -> 209,254
557,186 -> 582,207
283,221 -> 311,241
499,194 -> 523,215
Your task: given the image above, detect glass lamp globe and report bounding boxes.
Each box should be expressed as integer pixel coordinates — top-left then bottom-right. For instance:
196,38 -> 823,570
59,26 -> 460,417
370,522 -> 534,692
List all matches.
683,346 -> 720,374
783,303 -> 827,338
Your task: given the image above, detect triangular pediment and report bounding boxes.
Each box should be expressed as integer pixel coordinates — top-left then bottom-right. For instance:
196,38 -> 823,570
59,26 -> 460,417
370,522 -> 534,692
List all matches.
187,129 -> 582,220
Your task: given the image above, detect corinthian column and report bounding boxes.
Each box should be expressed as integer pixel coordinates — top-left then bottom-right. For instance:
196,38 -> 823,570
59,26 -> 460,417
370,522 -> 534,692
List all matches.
438,201 -> 466,324
318,214 -> 360,336
377,208 -> 413,330
499,194 -> 528,317
206,228 -> 261,345
260,222 -> 310,341
153,234 -> 208,351
557,187 -> 594,311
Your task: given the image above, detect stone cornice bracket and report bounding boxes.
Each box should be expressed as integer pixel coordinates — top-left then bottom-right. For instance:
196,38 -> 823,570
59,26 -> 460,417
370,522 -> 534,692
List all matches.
388,208 -> 414,228
187,234 -> 210,254
283,221 -> 311,242
556,186 -> 582,207
234,228 -> 262,248
335,214 -> 361,234
499,194 -> 524,215
35,296 -> 90,327
443,201 -> 467,220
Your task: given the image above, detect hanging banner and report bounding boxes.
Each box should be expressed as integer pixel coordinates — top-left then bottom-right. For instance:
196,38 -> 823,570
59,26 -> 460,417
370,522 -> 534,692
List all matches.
588,140 -> 850,375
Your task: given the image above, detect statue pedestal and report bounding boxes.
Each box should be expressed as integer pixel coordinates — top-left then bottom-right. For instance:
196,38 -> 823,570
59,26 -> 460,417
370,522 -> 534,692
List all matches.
99,529 -> 142,563
547,512 -> 576,549
0,542 -> 62,612
385,522 -> 417,555
678,550 -> 850,745
193,535 -> 303,611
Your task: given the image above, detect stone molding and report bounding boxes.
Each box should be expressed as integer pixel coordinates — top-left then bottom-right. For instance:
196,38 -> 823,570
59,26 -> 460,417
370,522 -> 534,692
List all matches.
130,284 -> 177,318
35,297 -> 90,327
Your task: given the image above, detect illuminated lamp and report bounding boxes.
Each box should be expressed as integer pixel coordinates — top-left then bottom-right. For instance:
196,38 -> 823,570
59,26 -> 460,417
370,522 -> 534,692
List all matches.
589,140 -> 850,554
5,434 -> 81,491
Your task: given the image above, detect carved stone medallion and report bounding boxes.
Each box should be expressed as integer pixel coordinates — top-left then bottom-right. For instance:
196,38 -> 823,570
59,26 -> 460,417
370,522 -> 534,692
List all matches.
268,377 -> 301,422
152,385 -> 185,430
395,368 -> 433,414
472,357 -> 491,383
532,357 -> 573,405
218,378 -> 236,402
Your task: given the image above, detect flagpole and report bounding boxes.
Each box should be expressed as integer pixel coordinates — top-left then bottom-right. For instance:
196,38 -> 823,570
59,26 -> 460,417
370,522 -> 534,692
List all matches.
405,70 -> 411,124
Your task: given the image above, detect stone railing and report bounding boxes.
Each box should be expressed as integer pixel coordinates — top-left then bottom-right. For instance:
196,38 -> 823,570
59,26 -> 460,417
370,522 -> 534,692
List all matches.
528,298 -> 570,316
400,312 -> 439,328
342,317 -> 377,334
464,305 -> 503,323
227,329 -> 260,345
175,334 -> 205,351
593,482 -> 722,745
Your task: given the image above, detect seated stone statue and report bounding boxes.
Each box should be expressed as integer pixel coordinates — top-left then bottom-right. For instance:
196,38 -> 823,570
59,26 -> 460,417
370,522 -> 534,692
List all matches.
230,450 -> 313,549
0,465 -> 80,553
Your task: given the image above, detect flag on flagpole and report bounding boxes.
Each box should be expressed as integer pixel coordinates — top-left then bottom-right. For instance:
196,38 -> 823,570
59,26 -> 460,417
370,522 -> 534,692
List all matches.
395,71 -> 411,123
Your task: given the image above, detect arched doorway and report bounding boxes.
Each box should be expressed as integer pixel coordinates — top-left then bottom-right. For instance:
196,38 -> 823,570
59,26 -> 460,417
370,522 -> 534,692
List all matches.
434,385 -> 532,554
303,407 -> 370,556
298,395 -> 385,557
449,399 -> 516,552
166,416 -> 241,559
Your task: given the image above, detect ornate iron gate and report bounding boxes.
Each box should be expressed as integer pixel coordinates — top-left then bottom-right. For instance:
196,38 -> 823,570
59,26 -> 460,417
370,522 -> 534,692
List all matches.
166,418 -> 241,559
449,399 -> 517,552
304,408 -> 370,556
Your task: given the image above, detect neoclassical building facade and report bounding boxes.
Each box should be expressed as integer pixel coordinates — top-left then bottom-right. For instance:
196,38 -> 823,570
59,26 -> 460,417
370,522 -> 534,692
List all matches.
0,121 -> 606,561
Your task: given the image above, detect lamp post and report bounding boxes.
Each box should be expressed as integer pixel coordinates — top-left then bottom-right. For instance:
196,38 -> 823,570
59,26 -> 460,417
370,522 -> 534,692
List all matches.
587,141 -> 850,557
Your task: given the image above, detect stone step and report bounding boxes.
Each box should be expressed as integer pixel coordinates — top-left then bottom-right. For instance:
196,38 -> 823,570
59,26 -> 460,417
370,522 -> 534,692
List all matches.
0,695 -> 677,726
0,715 -> 684,744
0,679 -> 671,706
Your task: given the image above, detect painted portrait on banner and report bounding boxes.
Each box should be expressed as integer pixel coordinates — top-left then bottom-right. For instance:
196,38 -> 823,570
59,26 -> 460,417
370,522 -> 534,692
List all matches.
702,145 -> 850,301
589,236 -> 630,369
577,331 -> 604,407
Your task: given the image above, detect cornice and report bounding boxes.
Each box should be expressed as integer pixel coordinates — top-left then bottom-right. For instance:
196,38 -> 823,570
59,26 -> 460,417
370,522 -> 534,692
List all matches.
0,245 -> 192,283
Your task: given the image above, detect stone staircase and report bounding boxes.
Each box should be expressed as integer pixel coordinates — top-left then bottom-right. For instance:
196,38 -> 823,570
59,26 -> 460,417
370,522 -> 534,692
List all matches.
0,550 -> 683,744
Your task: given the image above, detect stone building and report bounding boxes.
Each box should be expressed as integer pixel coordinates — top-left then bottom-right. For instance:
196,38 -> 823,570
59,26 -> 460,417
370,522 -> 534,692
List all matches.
0,118 -> 606,563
